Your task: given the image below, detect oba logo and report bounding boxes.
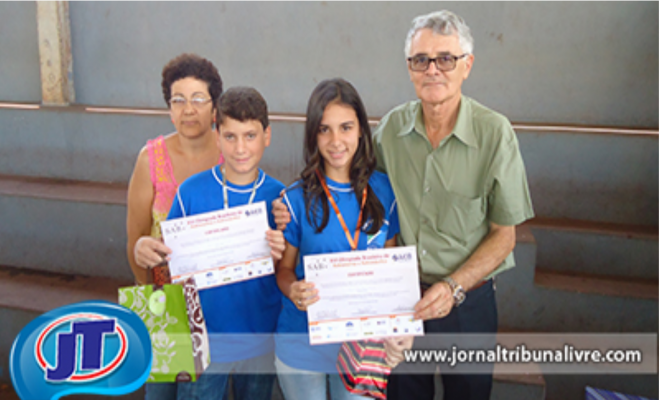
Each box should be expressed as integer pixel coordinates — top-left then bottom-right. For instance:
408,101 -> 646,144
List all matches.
11,301 -> 151,400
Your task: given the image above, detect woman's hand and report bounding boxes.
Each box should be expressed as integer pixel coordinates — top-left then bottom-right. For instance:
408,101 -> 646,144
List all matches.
289,280 -> 319,311
383,336 -> 415,368
134,236 -> 172,269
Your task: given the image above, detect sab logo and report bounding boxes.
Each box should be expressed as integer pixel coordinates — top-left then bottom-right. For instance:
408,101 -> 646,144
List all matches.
11,301 -> 151,400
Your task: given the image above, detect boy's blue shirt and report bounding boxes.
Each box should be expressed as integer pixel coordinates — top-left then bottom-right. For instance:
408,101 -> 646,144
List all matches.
167,166 -> 285,363
275,170 -> 400,372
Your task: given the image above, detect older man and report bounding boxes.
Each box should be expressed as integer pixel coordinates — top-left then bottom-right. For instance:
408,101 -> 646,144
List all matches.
376,10 -> 534,400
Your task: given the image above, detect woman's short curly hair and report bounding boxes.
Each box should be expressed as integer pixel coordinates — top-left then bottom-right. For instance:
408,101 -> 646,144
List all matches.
161,53 -> 223,108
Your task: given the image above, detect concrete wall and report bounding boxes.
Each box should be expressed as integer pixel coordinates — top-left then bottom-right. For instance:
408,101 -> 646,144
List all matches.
1,2 -> 657,216
0,1 -> 41,103
63,2 -> 658,126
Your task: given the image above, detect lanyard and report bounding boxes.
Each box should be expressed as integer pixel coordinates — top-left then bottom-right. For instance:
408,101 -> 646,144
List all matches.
222,166 -> 259,210
315,169 -> 367,251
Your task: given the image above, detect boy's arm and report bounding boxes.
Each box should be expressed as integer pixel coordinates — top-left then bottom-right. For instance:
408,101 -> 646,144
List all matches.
266,229 -> 285,265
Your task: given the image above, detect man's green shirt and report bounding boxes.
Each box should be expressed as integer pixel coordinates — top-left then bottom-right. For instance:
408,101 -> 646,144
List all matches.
373,96 -> 534,284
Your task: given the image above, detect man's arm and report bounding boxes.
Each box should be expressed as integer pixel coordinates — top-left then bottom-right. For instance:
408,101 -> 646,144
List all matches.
450,222 -> 515,290
414,222 -> 515,321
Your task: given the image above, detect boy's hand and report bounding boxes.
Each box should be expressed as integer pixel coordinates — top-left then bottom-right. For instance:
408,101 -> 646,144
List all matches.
272,193 -> 291,231
290,280 -> 319,311
266,229 -> 286,261
134,236 -> 172,269
384,336 -> 415,368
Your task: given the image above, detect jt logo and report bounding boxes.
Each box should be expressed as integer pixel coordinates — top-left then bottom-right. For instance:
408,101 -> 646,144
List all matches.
43,319 -> 119,381
11,301 -> 151,400
34,313 -> 129,383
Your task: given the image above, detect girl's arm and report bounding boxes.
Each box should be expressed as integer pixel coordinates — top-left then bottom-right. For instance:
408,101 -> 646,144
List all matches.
385,235 -> 398,248
276,241 -> 318,311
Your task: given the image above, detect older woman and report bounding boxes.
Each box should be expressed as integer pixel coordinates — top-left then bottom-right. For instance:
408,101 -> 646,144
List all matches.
126,53 -> 223,286
126,53 -> 223,400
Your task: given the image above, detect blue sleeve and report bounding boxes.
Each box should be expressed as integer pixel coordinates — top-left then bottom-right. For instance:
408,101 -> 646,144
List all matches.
167,189 -> 185,220
282,191 -> 302,248
376,172 -> 400,240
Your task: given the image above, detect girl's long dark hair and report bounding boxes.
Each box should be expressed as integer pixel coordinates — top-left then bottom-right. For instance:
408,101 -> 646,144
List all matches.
300,78 -> 384,235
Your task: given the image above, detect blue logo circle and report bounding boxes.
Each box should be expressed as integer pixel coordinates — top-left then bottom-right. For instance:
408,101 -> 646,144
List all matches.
10,300 -> 152,400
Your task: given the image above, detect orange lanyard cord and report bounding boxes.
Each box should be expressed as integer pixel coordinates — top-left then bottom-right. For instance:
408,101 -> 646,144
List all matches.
316,169 -> 367,251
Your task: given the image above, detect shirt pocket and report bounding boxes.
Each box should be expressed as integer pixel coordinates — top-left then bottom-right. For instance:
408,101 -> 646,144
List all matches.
436,190 -> 486,243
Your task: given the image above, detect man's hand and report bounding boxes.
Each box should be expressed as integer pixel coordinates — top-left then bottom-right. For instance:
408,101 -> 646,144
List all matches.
266,229 -> 286,261
289,280 -> 319,311
272,194 -> 291,231
384,336 -> 415,368
414,281 -> 455,320
134,236 -> 172,269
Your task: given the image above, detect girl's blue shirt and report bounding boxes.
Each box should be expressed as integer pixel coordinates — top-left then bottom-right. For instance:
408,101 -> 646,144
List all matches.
275,170 -> 400,372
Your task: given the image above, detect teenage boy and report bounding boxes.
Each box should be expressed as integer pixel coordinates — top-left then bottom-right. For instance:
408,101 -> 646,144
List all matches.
168,87 -> 286,400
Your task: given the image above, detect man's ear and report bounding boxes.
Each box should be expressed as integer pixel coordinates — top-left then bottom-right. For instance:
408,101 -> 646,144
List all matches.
463,54 -> 475,80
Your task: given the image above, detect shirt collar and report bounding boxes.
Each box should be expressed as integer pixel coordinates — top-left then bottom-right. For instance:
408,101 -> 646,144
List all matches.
398,96 -> 478,149
452,97 -> 477,148
395,101 -> 422,138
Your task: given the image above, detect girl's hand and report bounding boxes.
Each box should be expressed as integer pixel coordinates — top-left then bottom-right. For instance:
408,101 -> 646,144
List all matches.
384,336 -> 415,368
289,280 -> 319,311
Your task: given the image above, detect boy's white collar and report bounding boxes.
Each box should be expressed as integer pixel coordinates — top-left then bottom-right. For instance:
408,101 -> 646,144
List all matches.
211,166 -> 265,193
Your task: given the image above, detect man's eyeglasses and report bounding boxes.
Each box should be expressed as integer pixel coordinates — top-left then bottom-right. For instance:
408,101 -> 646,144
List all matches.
169,96 -> 212,110
407,53 -> 469,72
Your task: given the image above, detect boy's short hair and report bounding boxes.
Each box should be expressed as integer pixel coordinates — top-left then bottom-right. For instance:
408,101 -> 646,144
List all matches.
217,87 -> 269,130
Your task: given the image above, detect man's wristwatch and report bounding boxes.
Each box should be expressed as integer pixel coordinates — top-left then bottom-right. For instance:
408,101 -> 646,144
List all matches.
443,276 -> 466,306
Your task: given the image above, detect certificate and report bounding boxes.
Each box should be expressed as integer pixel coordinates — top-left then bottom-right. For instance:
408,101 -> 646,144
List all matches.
160,201 -> 274,290
304,246 -> 424,345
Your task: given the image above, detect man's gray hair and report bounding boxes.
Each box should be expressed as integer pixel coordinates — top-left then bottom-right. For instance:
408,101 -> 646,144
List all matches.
404,10 -> 474,56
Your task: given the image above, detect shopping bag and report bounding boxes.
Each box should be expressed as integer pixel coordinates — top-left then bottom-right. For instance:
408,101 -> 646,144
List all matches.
336,339 -> 391,400
119,277 -> 210,382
